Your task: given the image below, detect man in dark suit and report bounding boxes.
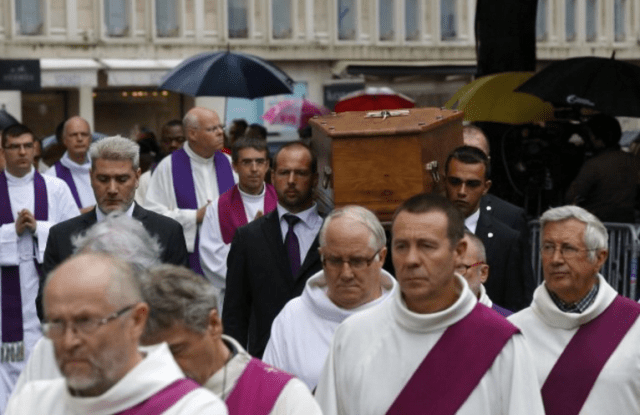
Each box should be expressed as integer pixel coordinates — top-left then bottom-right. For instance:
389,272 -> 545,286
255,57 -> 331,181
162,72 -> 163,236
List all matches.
444,146 -> 533,311
223,142 -> 323,358
43,135 -> 188,282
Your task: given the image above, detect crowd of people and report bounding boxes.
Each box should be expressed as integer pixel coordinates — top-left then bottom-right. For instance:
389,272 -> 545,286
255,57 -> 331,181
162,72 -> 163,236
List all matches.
0,106 -> 638,414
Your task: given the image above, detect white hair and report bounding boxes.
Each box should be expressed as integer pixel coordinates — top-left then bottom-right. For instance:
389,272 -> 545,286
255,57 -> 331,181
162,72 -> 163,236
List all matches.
319,205 -> 386,252
89,135 -> 140,170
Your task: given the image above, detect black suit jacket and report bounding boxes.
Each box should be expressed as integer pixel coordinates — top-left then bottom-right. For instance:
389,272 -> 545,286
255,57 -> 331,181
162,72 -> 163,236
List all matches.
222,209 -> 322,359
475,211 -> 532,311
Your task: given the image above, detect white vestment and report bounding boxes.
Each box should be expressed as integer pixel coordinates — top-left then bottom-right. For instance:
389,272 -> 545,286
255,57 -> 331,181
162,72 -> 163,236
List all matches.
508,275 -> 640,414
134,169 -> 152,206
144,143 -> 237,252
263,269 -> 397,390
0,169 -> 79,412
44,152 -> 96,209
207,335 -> 321,415
6,343 -> 227,415
315,275 -> 545,415
199,185 -> 267,294
478,284 -> 494,308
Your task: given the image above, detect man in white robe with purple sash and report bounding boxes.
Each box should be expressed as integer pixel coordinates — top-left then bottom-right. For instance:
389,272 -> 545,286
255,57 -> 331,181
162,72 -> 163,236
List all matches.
140,265 -> 321,415
0,124 -> 79,411
315,193 -> 544,415
44,116 -> 96,213
509,205 -> 640,415
145,107 -> 238,275
199,137 -> 276,303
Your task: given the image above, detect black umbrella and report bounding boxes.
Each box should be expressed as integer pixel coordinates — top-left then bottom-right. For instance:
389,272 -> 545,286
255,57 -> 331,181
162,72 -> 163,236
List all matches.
0,109 -> 19,131
516,55 -> 640,117
159,51 -> 294,99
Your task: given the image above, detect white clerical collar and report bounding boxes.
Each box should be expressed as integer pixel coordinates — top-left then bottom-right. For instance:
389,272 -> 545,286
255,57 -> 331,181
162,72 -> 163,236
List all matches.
61,151 -> 91,170
183,142 -> 213,164
465,208 -> 480,233
5,166 -> 34,185
238,183 -> 265,201
277,202 -> 318,228
477,284 -> 493,308
96,202 -> 136,222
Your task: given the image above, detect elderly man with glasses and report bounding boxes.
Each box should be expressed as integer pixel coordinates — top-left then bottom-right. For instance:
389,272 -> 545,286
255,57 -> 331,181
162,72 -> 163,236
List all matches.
6,252 -> 227,415
509,205 -> 640,414
263,205 -> 397,391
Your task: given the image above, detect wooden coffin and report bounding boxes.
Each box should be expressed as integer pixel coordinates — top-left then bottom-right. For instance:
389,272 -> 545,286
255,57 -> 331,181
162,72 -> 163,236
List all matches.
309,107 -> 464,222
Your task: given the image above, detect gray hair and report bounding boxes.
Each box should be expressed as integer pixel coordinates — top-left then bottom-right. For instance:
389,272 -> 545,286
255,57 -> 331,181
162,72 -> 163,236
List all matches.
89,135 -> 140,170
319,205 -> 386,252
540,205 -> 608,262
463,230 -> 486,262
183,111 -> 199,131
140,265 -> 218,337
71,212 -> 162,274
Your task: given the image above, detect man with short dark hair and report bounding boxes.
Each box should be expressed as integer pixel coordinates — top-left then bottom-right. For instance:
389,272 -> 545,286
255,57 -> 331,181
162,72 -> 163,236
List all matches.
0,124 -> 79,410
509,205 -> 640,414
199,137 -> 276,304
445,145 -> 533,310
223,141 -> 322,358
315,193 -> 543,415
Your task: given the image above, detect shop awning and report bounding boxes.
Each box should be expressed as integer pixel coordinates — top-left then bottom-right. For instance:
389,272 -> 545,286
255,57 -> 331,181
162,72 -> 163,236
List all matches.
40,59 -> 101,88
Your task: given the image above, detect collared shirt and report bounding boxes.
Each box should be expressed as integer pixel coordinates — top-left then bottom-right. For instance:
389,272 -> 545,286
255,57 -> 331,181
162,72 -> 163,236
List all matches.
95,202 -> 136,222
277,203 -> 323,263
464,208 -> 480,234
547,282 -> 599,313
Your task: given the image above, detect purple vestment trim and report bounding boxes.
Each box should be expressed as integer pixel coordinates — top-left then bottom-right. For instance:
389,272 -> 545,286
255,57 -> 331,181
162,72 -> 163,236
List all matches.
386,303 -> 519,415
491,303 -> 513,317
226,358 -> 294,415
0,171 -> 47,351
116,378 -> 200,415
171,149 -> 234,274
218,184 -> 277,244
541,295 -> 640,415
54,161 -> 82,208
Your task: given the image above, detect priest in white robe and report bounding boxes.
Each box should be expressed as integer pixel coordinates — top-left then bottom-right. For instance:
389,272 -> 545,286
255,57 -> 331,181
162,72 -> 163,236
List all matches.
509,205 -> 640,414
199,137 -> 275,301
0,124 -> 79,412
263,205 -> 397,390
43,116 -> 96,211
7,253 -> 227,415
315,193 -> 544,415
144,107 -> 237,274
140,265 -> 321,415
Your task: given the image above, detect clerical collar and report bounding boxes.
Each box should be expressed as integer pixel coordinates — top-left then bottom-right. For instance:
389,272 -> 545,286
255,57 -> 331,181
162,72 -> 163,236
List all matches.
61,151 -> 90,169
547,283 -> 599,314
464,208 -> 480,234
238,183 -> 265,199
96,202 -> 136,222
5,167 -> 34,184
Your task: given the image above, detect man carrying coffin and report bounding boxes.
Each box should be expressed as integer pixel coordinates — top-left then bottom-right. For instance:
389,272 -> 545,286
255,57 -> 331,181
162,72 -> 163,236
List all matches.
315,193 -> 544,415
509,205 -> 640,415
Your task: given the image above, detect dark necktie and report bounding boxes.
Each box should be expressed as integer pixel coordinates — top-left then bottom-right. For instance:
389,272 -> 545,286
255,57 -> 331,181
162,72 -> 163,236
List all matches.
284,214 -> 301,277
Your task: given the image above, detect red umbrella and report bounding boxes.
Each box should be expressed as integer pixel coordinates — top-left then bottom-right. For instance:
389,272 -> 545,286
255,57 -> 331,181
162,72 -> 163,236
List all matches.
334,87 -> 415,112
262,98 -> 329,129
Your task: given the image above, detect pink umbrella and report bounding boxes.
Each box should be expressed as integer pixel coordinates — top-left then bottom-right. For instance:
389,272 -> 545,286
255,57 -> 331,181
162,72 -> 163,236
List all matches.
262,99 -> 330,129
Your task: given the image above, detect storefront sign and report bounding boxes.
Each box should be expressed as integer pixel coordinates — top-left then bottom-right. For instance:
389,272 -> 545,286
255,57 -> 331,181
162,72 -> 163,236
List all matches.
0,60 -> 41,91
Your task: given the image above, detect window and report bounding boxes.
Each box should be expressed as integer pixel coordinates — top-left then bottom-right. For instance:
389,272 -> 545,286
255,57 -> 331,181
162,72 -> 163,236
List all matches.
565,0 -> 576,41
15,0 -> 43,35
405,0 -> 419,41
156,0 -> 179,37
586,0 -> 597,42
338,0 -> 356,40
105,0 -> 129,37
229,0 -> 249,38
441,0 -> 456,40
536,0 -> 547,41
614,0 -> 625,42
272,0 -> 292,39
379,0 -> 394,41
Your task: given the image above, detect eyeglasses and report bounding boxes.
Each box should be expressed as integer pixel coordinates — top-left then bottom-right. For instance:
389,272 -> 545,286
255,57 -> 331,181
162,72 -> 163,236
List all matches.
540,243 -> 596,259
3,143 -> 34,151
455,261 -> 485,274
322,249 -> 381,271
42,304 -> 136,339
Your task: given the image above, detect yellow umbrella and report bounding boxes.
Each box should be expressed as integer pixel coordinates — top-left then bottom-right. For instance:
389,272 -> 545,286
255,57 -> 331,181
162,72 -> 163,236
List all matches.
445,72 -> 555,124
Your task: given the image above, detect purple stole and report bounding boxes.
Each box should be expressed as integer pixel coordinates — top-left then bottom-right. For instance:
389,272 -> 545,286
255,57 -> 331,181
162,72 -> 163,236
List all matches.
226,358 -> 294,415
218,184 -> 277,244
491,303 -> 513,317
386,303 -> 519,415
541,295 -> 640,415
54,161 -> 82,208
116,378 -> 200,415
0,171 -> 48,363
171,148 -> 234,274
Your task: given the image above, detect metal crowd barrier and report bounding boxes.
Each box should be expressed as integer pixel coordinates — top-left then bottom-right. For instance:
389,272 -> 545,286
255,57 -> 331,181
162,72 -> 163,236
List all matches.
529,220 -> 639,300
